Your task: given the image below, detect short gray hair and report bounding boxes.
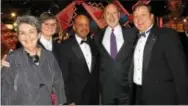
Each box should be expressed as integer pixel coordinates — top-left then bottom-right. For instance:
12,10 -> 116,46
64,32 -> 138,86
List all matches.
15,15 -> 40,33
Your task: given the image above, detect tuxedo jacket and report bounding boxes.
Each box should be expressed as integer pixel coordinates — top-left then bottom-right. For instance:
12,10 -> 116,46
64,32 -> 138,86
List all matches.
93,27 -> 137,105
130,26 -> 188,105
57,35 -> 99,105
179,32 -> 188,61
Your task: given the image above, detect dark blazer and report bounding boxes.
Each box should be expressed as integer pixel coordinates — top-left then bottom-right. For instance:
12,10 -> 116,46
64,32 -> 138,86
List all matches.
57,35 -> 99,105
179,32 -> 188,61
1,48 -> 67,105
93,27 -> 137,105
130,26 -> 188,105
37,40 -> 60,60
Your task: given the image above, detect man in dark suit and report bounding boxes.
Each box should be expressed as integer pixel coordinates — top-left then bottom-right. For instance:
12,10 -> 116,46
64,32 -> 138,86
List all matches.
58,15 -> 99,105
130,3 -> 188,105
94,4 -> 137,105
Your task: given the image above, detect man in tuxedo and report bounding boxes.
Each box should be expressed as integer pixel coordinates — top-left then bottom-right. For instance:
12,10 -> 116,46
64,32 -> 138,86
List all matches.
131,3 -> 188,105
94,4 -> 137,105
58,15 -> 99,105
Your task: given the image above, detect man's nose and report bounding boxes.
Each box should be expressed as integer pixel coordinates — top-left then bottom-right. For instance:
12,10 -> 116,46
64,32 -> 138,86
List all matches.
110,14 -> 115,19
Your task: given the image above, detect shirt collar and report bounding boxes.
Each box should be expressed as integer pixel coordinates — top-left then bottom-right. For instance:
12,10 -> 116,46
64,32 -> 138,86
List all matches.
39,33 -> 52,44
75,34 -> 87,45
107,24 -> 121,33
139,24 -> 153,34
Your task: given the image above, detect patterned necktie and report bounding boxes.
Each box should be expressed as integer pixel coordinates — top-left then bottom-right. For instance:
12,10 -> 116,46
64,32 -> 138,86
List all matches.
110,29 -> 117,59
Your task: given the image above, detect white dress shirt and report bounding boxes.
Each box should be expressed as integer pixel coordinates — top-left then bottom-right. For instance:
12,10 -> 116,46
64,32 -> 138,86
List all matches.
185,32 -> 188,37
39,34 -> 53,51
102,24 -> 124,55
75,34 -> 92,72
133,25 -> 153,85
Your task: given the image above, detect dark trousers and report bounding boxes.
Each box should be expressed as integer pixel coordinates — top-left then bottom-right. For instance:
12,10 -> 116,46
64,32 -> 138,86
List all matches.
133,83 -> 143,105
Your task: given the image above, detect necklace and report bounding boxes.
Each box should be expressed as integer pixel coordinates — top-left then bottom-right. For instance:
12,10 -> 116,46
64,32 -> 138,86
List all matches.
25,48 -> 40,63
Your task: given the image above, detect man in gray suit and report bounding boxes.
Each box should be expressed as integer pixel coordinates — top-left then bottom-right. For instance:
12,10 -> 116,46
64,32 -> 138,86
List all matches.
94,4 -> 137,105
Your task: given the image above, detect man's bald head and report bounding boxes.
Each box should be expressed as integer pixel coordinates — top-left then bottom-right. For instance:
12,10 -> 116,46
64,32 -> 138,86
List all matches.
104,3 -> 119,14
73,15 -> 90,39
74,15 -> 90,24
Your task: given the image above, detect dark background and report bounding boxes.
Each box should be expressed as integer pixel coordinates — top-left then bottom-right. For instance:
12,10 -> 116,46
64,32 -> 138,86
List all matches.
2,0 -> 187,22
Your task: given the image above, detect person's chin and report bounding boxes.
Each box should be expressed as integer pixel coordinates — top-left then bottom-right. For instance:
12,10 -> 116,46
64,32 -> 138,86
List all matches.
26,42 -> 37,48
137,26 -> 144,31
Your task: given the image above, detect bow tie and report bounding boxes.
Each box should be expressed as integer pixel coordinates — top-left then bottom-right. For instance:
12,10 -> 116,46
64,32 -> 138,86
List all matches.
137,29 -> 151,38
138,32 -> 146,37
81,40 -> 89,44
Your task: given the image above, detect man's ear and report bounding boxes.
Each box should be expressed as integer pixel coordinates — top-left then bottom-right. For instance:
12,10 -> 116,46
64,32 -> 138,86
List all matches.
73,24 -> 75,31
118,11 -> 121,18
151,13 -> 154,20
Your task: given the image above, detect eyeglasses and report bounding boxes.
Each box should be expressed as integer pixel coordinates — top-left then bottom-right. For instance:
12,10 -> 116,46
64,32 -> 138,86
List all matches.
42,22 -> 57,27
18,30 -> 37,39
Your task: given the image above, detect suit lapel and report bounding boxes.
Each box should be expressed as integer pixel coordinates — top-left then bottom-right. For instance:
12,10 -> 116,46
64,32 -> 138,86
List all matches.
98,29 -> 112,58
116,27 -> 135,62
97,28 -> 125,60
38,39 -> 55,52
71,36 -> 90,74
38,40 -> 45,49
115,27 -> 127,61
143,27 -> 158,73
88,39 -> 96,73
96,27 -> 133,61
72,37 -> 85,62
52,40 -> 59,54
52,40 -> 55,52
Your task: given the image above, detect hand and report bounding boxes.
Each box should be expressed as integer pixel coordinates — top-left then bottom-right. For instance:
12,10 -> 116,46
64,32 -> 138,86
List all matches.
1,55 -> 10,68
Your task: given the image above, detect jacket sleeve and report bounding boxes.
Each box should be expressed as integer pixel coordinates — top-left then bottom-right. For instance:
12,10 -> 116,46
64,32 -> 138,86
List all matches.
58,44 -> 74,104
164,29 -> 188,104
1,54 -> 18,105
52,54 -> 67,105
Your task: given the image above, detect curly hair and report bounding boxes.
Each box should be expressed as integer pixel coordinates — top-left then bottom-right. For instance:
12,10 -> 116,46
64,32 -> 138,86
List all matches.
15,15 -> 40,33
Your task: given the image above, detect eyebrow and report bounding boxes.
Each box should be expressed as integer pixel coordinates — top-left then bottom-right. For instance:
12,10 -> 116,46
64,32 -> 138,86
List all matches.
19,28 -> 36,32
43,22 -> 57,24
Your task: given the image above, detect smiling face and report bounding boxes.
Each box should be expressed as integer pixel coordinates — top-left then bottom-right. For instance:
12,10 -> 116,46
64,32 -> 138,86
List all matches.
133,5 -> 154,32
18,23 -> 38,50
104,4 -> 120,28
73,15 -> 90,39
41,19 -> 57,38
